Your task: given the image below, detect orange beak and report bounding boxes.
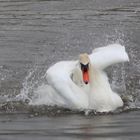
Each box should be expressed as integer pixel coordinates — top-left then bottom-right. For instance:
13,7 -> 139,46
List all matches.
82,70 -> 89,84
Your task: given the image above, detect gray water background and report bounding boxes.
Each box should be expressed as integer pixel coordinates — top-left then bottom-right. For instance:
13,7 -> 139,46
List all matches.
0,0 -> 140,139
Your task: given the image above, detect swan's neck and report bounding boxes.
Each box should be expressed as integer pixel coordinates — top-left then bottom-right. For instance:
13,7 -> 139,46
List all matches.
89,64 -> 94,85
88,63 -> 100,87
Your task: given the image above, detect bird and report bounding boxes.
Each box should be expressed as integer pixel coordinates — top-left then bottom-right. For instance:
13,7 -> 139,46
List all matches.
35,44 -> 129,112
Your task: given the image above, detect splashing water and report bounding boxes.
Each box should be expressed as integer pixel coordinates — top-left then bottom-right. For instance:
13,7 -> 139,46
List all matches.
0,26 -> 139,115
16,65 -> 47,103
11,43 -> 139,116
0,0 -> 139,120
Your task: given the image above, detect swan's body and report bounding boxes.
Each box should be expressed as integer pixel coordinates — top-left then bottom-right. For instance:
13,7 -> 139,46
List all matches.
35,44 -> 129,112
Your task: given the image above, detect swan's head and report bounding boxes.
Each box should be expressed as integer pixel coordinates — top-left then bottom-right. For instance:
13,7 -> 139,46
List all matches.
79,53 -> 90,85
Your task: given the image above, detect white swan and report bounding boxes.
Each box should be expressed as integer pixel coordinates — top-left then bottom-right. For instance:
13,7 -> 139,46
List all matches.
35,44 -> 129,112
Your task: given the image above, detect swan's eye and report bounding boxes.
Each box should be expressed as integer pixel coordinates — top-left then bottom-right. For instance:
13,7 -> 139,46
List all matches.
80,63 -> 89,71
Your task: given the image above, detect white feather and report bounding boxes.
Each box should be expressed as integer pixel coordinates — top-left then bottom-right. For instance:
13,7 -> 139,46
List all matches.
89,44 -> 129,69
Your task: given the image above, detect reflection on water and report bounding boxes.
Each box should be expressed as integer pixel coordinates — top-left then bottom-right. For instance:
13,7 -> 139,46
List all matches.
0,111 -> 140,140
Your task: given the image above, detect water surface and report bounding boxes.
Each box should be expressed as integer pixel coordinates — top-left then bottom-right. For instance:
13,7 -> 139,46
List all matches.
0,0 -> 140,139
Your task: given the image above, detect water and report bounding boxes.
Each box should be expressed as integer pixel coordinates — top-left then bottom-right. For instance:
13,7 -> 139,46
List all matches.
0,111 -> 140,140
0,0 -> 140,139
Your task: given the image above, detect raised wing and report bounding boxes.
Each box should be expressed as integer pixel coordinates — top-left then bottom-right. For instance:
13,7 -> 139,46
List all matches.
89,44 -> 129,70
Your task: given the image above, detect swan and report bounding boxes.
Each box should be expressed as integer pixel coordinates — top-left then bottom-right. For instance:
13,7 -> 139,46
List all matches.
35,44 -> 129,112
